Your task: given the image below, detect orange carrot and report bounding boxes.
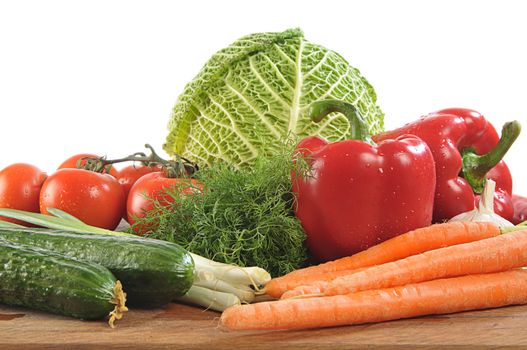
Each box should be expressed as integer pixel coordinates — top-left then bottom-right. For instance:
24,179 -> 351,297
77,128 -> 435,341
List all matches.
325,228 -> 527,296
265,221 -> 500,298
278,267 -> 372,299
221,270 -> 527,331
280,282 -> 328,299
280,267 -> 370,299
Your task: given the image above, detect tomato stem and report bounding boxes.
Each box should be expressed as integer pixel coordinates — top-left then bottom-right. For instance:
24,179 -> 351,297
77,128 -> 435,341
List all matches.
79,145 -> 199,178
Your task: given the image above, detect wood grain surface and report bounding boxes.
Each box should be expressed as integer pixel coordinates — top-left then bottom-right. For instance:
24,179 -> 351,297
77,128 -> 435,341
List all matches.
2,302 -> 527,349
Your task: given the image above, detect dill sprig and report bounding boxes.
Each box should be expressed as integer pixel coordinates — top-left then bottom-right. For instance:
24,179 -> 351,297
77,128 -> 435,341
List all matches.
130,146 -> 309,277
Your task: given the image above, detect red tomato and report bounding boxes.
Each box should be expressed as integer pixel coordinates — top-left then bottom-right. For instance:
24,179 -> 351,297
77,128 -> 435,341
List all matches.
0,163 -> 47,225
58,153 -> 118,177
126,172 -> 201,232
116,163 -> 163,198
40,168 -> 125,230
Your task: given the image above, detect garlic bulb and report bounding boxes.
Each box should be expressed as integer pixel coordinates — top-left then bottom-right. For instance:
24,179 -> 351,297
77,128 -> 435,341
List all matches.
449,179 -> 514,227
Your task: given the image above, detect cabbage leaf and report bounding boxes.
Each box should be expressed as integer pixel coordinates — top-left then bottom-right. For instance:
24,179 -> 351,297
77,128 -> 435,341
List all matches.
164,28 -> 384,167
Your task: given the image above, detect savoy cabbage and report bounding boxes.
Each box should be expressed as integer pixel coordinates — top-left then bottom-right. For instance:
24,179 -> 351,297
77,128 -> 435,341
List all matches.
164,28 -> 384,167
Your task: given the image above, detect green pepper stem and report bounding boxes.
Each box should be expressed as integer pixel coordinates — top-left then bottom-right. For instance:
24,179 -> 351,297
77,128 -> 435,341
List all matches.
307,100 -> 375,145
462,120 -> 521,193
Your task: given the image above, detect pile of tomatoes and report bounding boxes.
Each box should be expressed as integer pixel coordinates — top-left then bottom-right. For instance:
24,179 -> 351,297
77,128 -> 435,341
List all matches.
0,153 -> 198,231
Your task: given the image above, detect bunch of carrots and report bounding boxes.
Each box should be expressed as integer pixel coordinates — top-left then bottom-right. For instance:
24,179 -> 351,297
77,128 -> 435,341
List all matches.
220,221 -> 527,331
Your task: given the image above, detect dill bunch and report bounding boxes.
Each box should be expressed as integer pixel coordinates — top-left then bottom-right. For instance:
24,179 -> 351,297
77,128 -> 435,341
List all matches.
131,148 -> 309,277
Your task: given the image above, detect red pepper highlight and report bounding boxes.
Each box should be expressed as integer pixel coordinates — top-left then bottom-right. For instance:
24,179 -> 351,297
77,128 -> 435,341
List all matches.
292,100 -> 436,263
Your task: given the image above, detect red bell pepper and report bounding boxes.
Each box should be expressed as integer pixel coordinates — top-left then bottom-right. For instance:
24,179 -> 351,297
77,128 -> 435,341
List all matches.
374,108 -> 520,223
292,100 -> 436,263
512,195 -> 527,225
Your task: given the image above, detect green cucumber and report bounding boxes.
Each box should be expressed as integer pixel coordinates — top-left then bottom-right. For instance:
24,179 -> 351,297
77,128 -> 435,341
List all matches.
0,227 -> 195,307
0,239 -> 127,326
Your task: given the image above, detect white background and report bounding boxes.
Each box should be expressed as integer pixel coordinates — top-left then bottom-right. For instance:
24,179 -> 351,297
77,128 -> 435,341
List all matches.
1,0 -> 526,195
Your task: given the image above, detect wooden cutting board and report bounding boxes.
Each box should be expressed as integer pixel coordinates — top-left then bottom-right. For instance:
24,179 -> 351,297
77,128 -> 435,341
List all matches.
2,302 -> 527,349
